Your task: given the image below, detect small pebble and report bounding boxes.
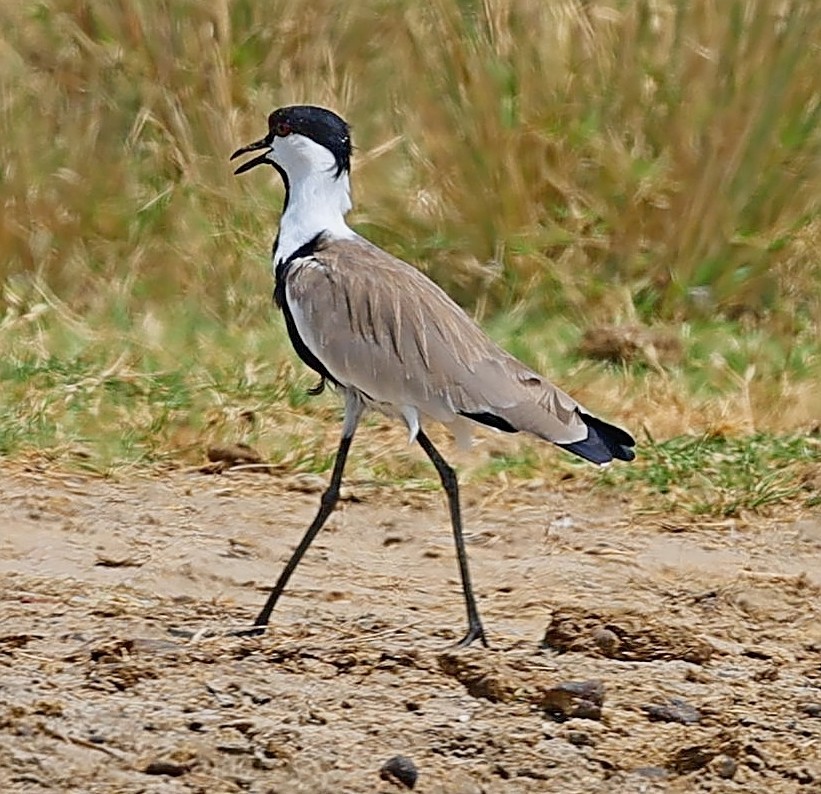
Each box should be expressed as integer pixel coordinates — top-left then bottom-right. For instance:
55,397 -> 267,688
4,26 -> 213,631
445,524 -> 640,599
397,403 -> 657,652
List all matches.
641,697 -> 700,725
710,754 -> 737,779
592,627 -> 620,656
142,760 -> 188,777
538,679 -> 605,721
380,755 -> 418,789
799,702 -> 820,718
566,730 -> 593,746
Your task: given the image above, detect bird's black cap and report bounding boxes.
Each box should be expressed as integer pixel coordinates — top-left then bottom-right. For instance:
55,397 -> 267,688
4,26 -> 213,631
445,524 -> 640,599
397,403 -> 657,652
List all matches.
231,105 -> 351,176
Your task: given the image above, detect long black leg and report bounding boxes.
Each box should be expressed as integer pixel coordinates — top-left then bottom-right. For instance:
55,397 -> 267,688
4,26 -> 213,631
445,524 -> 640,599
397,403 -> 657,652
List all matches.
248,430 -> 355,633
416,430 -> 487,648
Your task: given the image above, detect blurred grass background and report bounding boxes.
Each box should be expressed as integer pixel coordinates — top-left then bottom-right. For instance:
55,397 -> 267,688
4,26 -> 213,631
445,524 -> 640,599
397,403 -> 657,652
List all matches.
0,0 -> 818,513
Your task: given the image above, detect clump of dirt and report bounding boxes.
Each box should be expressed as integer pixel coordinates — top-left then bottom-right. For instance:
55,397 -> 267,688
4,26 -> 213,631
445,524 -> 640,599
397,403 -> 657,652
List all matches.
202,442 -> 273,474
438,651 -> 605,720
542,606 -> 714,664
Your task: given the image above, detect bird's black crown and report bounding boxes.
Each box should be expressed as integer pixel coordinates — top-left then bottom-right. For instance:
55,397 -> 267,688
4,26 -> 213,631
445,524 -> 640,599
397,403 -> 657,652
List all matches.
268,105 -> 351,176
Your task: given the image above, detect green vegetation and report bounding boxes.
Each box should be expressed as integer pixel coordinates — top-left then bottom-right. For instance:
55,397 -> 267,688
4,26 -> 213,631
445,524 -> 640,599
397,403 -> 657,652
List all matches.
600,432 -> 820,517
0,1 -> 818,515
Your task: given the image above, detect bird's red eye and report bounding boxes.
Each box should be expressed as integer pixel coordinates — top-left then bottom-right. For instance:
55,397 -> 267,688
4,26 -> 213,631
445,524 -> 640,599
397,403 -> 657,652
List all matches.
274,121 -> 291,136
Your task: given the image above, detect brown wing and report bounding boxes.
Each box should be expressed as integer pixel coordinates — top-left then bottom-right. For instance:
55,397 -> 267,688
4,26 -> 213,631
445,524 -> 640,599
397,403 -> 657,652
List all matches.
283,235 -> 595,446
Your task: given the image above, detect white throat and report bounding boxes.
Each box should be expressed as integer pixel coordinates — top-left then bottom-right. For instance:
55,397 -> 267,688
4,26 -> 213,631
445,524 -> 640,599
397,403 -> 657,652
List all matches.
270,134 -> 355,266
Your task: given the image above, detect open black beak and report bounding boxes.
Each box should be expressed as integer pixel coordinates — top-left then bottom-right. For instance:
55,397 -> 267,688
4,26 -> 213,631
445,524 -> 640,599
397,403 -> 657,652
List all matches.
230,138 -> 272,175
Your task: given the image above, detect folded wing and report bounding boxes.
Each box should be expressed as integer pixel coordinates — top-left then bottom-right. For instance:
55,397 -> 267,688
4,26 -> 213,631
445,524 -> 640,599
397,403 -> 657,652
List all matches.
284,236 -> 635,464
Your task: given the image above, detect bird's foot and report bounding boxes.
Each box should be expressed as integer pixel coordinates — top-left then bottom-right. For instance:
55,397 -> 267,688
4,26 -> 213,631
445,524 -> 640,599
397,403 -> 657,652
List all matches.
454,622 -> 488,648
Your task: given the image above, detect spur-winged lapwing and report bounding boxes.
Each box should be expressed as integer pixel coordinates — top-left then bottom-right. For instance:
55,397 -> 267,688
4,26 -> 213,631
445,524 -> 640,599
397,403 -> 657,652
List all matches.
231,105 -> 635,647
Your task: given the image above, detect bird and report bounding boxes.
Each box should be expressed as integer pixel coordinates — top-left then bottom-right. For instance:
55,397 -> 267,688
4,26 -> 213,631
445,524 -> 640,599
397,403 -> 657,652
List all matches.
231,105 -> 635,647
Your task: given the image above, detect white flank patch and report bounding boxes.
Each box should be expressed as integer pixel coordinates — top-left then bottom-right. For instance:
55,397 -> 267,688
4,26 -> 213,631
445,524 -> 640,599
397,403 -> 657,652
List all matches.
285,282 -> 330,372
399,405 -> 421,444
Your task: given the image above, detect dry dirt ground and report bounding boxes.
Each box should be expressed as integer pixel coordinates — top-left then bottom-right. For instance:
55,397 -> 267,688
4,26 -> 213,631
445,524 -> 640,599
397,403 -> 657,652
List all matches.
1,461 -> 819,793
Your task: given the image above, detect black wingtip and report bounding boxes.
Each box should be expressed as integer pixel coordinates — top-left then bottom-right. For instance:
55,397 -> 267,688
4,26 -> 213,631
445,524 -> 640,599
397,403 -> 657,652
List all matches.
557,413 -> 636,465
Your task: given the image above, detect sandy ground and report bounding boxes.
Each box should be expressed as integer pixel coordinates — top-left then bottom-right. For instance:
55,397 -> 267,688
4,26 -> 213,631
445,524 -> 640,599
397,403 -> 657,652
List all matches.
1,461 -> 819,793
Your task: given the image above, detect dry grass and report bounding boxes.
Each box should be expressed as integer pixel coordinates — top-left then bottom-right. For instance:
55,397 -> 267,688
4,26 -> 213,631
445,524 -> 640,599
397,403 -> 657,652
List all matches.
0,0 -> 818,509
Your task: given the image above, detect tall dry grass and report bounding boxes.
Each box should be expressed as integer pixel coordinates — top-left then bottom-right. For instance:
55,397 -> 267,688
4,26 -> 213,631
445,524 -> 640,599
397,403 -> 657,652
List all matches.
0,0 -> 818,469
386,1 -> 820,322
1,0 -> 818,321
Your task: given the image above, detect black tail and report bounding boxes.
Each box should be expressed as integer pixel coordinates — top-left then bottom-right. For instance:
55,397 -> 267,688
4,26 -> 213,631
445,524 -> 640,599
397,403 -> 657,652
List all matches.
557,412 -> 636,465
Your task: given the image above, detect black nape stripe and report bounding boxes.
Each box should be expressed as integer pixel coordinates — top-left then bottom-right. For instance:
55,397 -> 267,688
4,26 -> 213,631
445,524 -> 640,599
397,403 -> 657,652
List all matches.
459,411 -> 518,433
274,233 -> 338,388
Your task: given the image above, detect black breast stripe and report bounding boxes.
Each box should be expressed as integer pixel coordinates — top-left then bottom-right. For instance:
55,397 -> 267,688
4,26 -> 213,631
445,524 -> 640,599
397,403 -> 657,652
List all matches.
274,234 -> 339,387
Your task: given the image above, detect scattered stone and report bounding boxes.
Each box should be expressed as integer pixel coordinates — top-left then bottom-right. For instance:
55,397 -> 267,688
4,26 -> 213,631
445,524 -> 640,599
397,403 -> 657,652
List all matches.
591,627 -> 619,656
566,730 -> 593,747
380,755 -> 418,789
537,680 -> 605,721
142,760 -> 189,777
799,702 -> 821,718
260,737 -> 293,761
641,697 -> 701,725
710,754 -> 737,779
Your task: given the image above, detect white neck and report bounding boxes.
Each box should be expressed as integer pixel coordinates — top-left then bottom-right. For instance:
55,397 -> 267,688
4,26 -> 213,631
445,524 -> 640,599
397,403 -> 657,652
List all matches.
270,134 -> 355,266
